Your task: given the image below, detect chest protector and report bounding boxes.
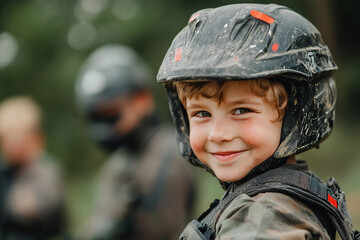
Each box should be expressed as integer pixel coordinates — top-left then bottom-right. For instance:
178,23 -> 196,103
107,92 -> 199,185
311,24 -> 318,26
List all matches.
180,167 -> 359,240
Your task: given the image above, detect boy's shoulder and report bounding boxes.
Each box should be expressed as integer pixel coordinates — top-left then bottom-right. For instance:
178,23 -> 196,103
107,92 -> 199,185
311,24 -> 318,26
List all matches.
187,166 -> 355,240
216,191 -> 329,238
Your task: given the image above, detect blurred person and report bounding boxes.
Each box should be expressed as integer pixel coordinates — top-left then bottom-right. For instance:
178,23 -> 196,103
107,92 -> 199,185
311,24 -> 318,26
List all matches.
75,44 -> 195,240
0,96 -> 67,239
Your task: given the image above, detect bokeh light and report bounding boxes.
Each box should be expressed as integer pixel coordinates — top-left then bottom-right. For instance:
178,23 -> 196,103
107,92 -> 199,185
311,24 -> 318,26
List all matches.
0,32 -> 18,68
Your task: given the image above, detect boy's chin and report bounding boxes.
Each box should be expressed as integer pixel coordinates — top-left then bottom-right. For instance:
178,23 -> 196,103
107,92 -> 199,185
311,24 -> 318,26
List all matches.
215,171 -> 248,183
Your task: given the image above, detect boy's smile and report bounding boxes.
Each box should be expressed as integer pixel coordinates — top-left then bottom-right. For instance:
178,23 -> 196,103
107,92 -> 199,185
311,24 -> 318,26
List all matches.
186,81 -> 283,182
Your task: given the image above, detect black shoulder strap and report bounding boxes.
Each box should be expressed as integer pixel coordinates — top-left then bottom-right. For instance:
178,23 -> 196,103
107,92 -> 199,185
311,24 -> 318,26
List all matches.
200,168 -> 356,240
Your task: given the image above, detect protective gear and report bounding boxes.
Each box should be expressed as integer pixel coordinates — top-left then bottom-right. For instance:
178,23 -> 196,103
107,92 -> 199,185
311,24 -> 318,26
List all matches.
179,166 -> 358,240
157,4 -> 337,178
75,44 -> 152,150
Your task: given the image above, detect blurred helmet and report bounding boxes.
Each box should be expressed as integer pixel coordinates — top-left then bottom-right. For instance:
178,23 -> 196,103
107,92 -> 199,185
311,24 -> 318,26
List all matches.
75,44 -> 152,151
76,44 -> 151,114
157,4 -> 337,178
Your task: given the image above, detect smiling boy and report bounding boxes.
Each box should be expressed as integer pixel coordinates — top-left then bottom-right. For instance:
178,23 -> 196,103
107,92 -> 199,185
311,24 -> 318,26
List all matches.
177,79 -> 286,182
157,3 -> 357,240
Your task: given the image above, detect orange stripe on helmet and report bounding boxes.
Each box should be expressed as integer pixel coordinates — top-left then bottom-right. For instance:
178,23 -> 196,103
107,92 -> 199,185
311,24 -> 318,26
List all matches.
250,10 -> 275,24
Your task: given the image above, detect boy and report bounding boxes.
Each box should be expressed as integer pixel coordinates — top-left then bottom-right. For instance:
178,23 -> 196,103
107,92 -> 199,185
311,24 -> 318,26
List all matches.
157,3 -> 358,240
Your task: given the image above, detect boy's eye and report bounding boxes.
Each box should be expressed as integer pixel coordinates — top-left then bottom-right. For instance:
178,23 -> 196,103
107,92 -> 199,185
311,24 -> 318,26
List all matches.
195,111 -> 211,118
233,108 -> 251,115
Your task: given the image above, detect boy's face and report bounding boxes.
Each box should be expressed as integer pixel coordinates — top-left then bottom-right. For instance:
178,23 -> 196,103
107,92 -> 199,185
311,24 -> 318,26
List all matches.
185,81 -> 282,182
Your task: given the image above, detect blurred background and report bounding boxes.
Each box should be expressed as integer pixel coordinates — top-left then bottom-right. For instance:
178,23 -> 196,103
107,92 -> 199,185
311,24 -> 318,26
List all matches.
0,0 -> 359,234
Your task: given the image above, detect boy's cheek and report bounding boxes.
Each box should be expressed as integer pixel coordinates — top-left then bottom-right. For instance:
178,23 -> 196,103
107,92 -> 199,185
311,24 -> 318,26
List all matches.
189,134 -> 199,152
189,132 -> 205,160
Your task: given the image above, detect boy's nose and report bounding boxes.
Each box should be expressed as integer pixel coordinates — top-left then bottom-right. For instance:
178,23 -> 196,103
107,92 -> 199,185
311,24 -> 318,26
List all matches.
208,120 -> 234,143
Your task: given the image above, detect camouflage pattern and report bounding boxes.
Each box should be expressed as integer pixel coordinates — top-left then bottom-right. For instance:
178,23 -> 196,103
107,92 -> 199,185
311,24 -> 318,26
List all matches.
80,124 -> 195,240
215,192 -> 330,239
180,161 -> 331,240
0,153 -> 66,239
215,162 -> 330,239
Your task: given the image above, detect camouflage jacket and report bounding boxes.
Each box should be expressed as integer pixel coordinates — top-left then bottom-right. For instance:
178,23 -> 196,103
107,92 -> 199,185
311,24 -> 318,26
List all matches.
181,161 -> 334,240
80,124 -> 195,240
215,191 -> 329,239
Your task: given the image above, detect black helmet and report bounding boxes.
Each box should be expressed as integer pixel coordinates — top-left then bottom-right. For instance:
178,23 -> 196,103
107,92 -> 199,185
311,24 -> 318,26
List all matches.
157,4 -> 337,178
75,44 -> 152,151
76,44 -> 151,114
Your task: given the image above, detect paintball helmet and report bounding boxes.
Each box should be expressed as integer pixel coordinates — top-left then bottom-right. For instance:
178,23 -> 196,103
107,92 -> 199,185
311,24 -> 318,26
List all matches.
157,4 -> 337,178
75,44 -> 152,151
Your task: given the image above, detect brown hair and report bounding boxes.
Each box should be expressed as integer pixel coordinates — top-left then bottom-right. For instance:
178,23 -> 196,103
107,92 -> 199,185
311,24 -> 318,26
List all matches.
172,79 -> 288,120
